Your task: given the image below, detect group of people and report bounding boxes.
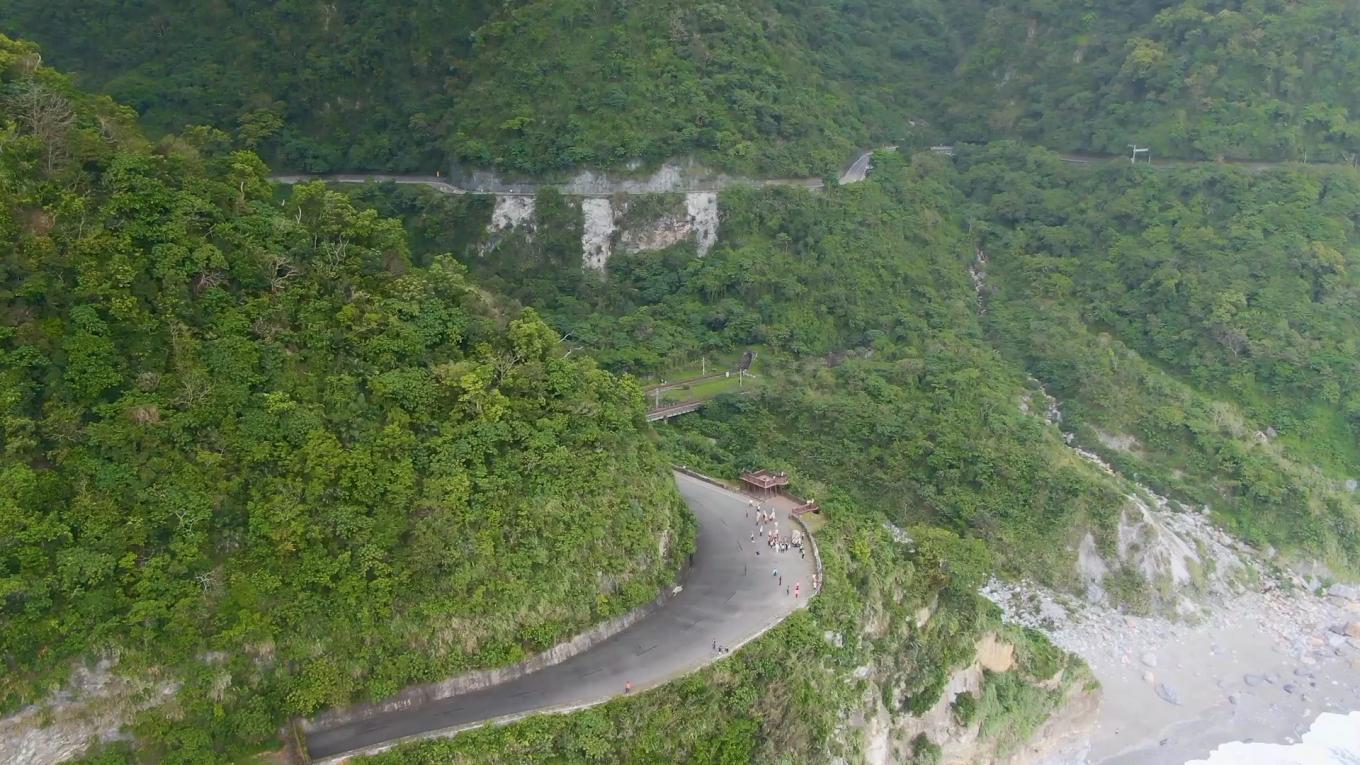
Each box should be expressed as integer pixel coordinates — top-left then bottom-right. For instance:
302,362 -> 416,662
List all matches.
747,498 -> 816,599
747,500 -> 808,559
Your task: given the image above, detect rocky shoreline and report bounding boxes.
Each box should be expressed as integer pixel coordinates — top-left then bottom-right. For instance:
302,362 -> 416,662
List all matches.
985,577 -> 1360,764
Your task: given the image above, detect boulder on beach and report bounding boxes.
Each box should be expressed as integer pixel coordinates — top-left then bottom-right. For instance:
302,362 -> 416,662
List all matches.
1155,682 -> 1184,705
1244,674 -> 1266,686
1347,622 -> 1360,640
1282,683 -> 1297,694
1141,651 -> 1158,668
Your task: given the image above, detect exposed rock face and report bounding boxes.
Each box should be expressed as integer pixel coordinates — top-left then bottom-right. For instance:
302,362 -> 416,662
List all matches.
581,198 -> 615,270
0,659 -> 176,765
615,192 -> 718,257
489,194 -> 535,233
975,632 -> 1016,672
1020,381 -> 1252,612
1076,532 -> 1110,602
482,194 -> 535,253
485,191 -> 718,268
847,633 -> 1096,765
618,210 -> 692,254
686,192 -> 718,257
995,687 -> 1098,765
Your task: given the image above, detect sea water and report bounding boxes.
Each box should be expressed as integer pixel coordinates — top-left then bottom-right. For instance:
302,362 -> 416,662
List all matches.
1184,712 -> 1360,765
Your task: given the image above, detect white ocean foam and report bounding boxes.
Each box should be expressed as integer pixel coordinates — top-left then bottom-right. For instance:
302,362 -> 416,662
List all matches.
1184,712 -> 1360,765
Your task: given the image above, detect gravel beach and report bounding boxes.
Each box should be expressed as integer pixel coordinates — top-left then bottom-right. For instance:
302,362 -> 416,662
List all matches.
985,581 -> 1360,764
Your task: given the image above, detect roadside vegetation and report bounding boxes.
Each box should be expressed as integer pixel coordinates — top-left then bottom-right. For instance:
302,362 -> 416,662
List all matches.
352,476 -> 1090,765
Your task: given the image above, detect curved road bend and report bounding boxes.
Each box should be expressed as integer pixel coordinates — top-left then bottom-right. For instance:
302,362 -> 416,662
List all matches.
306,472 -> 817,762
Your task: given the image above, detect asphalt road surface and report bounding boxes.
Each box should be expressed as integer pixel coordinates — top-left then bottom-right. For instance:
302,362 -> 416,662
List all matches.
306,471 -> 816,761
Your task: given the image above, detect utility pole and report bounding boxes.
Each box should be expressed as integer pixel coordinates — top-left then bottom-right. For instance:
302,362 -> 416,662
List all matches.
1129,144 -> 1149,164
701,356 -> 706,376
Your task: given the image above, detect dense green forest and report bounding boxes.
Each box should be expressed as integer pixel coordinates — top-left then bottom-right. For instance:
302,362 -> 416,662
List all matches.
958,143 -> 1360,568
7,0 -> 1360,759
0,35 -> 691,761
349,145 -> 1360,583
228,149 -> 1360,765
1,40 -> 1094,763
6,0 -> 1360,174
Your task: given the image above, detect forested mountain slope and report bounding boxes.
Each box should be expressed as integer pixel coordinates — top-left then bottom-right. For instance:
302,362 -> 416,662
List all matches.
0,35 -> 689,761
961,143 -> 1360,569
0,0 -> 865,175
353,145 -> 1360,583
6,0 -> 1360,174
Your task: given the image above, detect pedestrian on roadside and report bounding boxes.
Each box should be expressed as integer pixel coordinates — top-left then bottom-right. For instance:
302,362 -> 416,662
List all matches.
795,581 -> 801,598
625,681 -> 633,694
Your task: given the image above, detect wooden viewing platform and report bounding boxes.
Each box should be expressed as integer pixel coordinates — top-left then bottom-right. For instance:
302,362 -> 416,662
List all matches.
740,469 -> 789,497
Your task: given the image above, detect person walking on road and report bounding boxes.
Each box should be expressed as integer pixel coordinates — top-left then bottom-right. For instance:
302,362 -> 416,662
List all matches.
795,581 -> 801,599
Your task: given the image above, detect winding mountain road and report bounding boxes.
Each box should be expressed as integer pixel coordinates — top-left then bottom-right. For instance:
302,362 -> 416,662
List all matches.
271,151 -> 879,196
304,472 -> 816,762
271,146 -> 1345,200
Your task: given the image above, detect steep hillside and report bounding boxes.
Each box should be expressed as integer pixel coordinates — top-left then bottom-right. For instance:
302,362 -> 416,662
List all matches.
353,154 -> 1129,589
6,0 -> 1360,173
941,0 -> 1360,162
353,144 -> 1360,582
960,143 -> 1360,572
0,35 -> 689,762
0,0 -> 865,175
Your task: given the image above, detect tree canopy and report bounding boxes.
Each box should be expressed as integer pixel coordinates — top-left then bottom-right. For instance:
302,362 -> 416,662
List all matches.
7,1 -> 1360,174
0,35 -> 690,761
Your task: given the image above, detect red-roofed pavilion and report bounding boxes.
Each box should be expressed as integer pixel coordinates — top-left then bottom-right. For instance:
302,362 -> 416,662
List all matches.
740,469 -> 789,498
